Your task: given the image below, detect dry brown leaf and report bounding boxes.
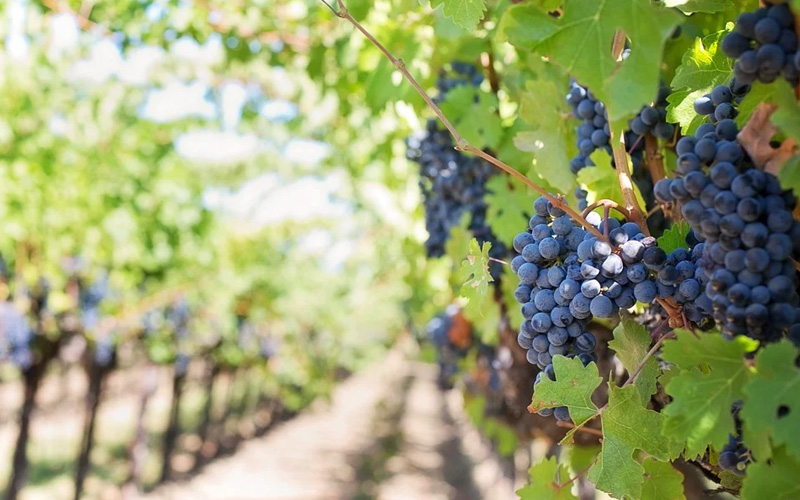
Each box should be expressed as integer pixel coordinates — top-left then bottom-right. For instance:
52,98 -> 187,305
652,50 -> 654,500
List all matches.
738,102 -> 798,175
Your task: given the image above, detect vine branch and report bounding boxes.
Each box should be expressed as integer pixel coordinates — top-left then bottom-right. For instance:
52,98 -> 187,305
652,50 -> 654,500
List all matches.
556,457 -> 600,491
556,420 -> 603,437
322,0 -> 607,242
644,133 -> 666,184
581,199 -> 632,221
609,30 -> 650,235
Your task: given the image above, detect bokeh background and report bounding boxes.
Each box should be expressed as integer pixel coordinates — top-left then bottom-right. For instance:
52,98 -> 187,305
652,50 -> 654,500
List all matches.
0,0 -> 538,499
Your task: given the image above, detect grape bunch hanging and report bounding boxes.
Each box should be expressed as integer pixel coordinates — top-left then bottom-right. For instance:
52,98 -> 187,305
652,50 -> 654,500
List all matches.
406,64 -> 506,276
722,1 -> 800,85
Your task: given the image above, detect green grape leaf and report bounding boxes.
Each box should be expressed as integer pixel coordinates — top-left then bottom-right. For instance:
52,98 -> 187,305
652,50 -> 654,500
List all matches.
771,80 -> 800,143
741,341 -> 800,461
734,81 -> 781,129
458,239 -> 500,342
667,30 -> 732,133
741,447 -> 800,500
779,155 -> 800,197
657,221 -> 690,253
465,395 -> 487,425
660,331 -> 758,458
530,0 -> 563,11
516,77 -> 575,194
577,150 -> 647,209
608,320 -> 659,404
662,0 -> 732,13
445,215 -> 473,268
459,239 -> 493,303
496,118 -> 537,182
485,175 -> 531,246
431,0 -> 487,31
439,87 -> 502,150
500,0 -> 680,120
589,385 -> 678,499
666,89 -> 709,135
517,457 -> 578,500
641,458 -> 686,500
493,421 -> 519,457
670,29 -> 732,91
564,444 -> 601,474
530,355 -> 602,426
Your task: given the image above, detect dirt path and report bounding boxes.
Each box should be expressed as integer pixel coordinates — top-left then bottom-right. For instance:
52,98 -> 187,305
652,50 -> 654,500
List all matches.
141,352 -> 518,500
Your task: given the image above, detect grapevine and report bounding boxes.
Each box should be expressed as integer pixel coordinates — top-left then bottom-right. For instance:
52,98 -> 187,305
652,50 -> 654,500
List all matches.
1,1 -> 800,500
324,0 -> 800,497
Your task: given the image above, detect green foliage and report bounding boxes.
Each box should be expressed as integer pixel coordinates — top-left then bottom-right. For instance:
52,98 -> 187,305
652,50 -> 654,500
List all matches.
608,320 -> 659,404
501,0 -> 680,120
577,150 -> 646,209
517,457 -> 578,500
770,81 -> 800,144
485,176 -> 531,245
734,81 -> 784,128
431,0 -> 487,31
779,156 -> 800,197
657,221 -> 691,254
530,355 -> 602,426
661,331 -> 758,458
640,458 -> 686,500
458,239 -> 494,304
515,64 -> 575,194
439,86 -> 502,149
589,385 -> 679,499
741,341 -> 800,461
740,448 -> 800,500
667,30 -> 732,134
458,239 -> 500,342
663,0 -> 732,14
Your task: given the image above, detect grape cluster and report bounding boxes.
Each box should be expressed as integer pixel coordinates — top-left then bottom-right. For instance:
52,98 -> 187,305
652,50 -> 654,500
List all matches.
566,80 -> 609,174
80,274 -> 108,332
435,61 -> 484,95
513,196 -> 669,421
0,303 -> 33,370
719,403 -> 751,476
406,65 -> 507,273
692,81 -> 750,124
654,119 -> 800,340
653,243 -> 715,326
628,85 -> 674,141
94,336 -> 115,368
427,309 -> 462,388
722,2 -> 800,86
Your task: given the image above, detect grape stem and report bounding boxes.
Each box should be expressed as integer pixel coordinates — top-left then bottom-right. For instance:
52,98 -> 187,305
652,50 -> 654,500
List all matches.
555,420 -> 603,437
321,0 -> 608,242
580,199 -> 632,220
644,133 -> 666,184
555,457 -> 599,491
481,41 -> 500,95
609,30 -> 650,235
646,204 -> 662,217
622,329 -> 675,388
488,257 -> 509,266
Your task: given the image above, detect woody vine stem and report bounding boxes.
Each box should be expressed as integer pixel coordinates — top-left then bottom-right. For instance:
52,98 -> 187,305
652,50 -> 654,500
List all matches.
319,0 -> 609,241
